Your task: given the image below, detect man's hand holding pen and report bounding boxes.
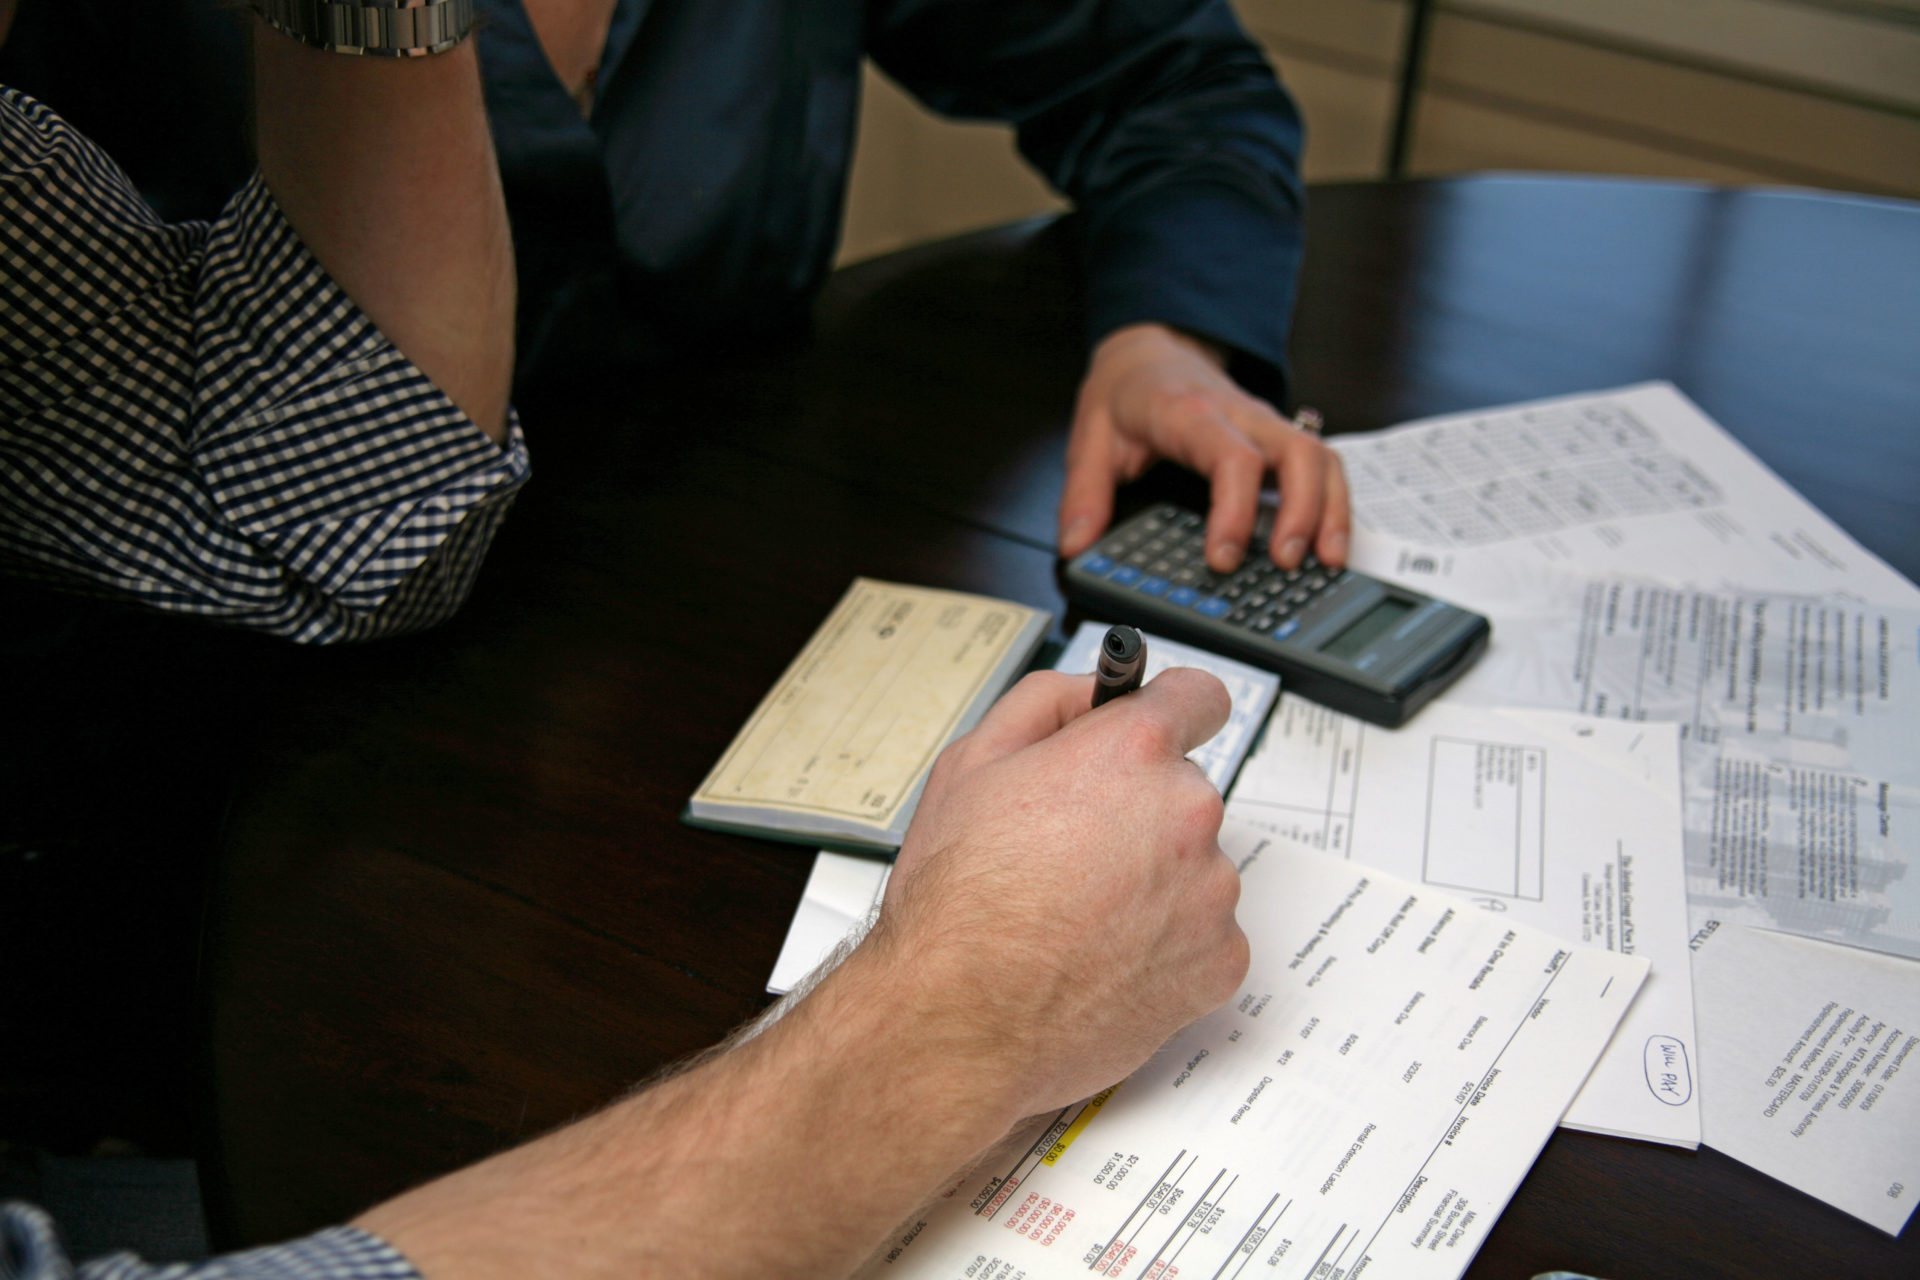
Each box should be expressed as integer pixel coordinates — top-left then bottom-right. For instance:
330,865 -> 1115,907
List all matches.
874,664 -> 1246,1113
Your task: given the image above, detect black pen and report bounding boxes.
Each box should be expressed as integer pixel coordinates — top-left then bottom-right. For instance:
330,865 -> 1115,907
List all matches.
1091,625 -> 1147,708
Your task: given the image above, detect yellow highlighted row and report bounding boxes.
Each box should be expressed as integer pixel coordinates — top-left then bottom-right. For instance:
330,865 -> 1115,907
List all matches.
1042,1084 -> 1120,1165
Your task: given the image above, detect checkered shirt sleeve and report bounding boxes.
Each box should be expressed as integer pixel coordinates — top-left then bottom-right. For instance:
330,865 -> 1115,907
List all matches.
0,88 -> 530,643
0,1202 -> 422,1280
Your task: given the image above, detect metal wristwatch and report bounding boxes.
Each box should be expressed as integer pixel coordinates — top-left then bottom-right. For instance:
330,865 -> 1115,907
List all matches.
250,0 -> 476,57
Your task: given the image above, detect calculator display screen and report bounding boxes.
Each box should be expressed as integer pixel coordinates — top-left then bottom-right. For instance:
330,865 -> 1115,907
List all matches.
1319,597 -> 1415,662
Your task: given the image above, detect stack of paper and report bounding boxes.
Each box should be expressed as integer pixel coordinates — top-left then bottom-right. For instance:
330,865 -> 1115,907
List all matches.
857,824 -> 1648,1280
1225,699 -> 1697,1148
764,384 -> 1920,1261
1322,383 -> 1920,1234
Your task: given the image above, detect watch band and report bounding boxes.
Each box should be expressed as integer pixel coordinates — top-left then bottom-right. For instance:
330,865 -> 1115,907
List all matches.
251,0 -> 477,57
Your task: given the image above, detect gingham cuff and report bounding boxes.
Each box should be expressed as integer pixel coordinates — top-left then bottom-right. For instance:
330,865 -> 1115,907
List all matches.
1,1202 -> 422,1280
188,173 -> 529,626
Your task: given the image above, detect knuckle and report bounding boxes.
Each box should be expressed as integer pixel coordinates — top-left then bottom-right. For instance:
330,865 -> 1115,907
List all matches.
1289,431 -> 1330,465
1178,781 -> 1226,844
1115,713 -> 1182,766
923,744 -> 968,793
1196,846 -> 1241,908
1148,386 -> 1215,427
1220,439 -> 1265,476
1216,927 -> 1252,993
1287,438 -> 1329,475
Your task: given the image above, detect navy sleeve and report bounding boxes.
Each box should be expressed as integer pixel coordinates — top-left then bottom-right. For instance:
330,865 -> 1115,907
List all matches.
866,0 -> 1305,401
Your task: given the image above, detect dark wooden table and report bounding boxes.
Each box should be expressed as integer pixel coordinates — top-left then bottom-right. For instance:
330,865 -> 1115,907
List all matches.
202,177 -> 1920,1276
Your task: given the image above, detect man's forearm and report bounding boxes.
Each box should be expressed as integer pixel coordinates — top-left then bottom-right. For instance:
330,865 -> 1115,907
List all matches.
353,941 -> 1026,1278
251,20 -> 514,442
352,667 -> 1247,1279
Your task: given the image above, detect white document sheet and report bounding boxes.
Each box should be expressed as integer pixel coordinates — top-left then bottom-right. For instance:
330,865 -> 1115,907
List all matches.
1225,699 -> 1697,1147
859,822 -> 1648,1280
1688,741 -> 1920,961
768,626 -> 1282,995
1054,622 -> 1281,793
768,851 -> 890,995
1446,574 -> 1920,961
1691,921 -> 1920,1234
1333,383 -> 1920,611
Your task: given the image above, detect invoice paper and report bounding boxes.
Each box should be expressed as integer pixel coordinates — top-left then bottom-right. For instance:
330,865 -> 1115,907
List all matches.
768,626 -> 1282,995
1332,383 -> 1920,610
859,823 -> 1648,1280
1225,699 -> 1696,1146
1691,921 -> 1920,1233
1447,574 -> 1920,961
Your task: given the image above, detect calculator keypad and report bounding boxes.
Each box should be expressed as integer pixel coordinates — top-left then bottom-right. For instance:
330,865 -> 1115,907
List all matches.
1078,505 -> 1347,643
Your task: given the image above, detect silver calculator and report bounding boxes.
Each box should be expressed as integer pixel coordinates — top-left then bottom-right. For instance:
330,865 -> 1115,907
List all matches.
1061,503 -> 1489,727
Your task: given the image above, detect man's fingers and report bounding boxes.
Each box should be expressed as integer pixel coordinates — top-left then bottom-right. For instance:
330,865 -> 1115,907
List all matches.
1209,396 -> 1313,569
1059,407 -> 1121,558
1265,425 -> 1327,570
956,666 -> 1230,784
1058,458 -> 1118,559
1202,440 -> 1265,572
1070,325 -> 1355,574
953,670 -> 1096,770
1316,448 -> 1352,567
1122,666 -> 1233,760
1139,394 -> 1264,572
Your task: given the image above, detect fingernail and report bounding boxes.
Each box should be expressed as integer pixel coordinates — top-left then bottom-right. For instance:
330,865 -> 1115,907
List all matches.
1214,542 -> 1243,570
1062,516 -> 1092,548
1326,532 -> 1349,562
1282,537 -> 1306,566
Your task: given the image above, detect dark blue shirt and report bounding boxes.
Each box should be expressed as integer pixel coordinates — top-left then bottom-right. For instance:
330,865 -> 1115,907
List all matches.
481,0 -> 1305,392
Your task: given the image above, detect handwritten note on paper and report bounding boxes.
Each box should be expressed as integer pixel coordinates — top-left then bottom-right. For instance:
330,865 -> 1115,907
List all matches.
860,823 -> 1647,1280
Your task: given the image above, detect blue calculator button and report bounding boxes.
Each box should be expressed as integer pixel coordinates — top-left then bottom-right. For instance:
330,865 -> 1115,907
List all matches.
1271,619 -> 1300,641
1196,596 -> 1231,618
1137,576 -> 1170,597
1080,554 -> 1114,576
1108,565 -> 1142,586
1166,586 -> 1200,607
